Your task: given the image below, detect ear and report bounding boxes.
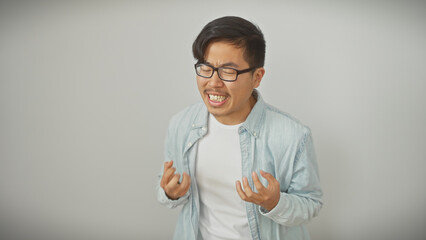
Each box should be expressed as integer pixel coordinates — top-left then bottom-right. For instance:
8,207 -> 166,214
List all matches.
253,67 -> 265,88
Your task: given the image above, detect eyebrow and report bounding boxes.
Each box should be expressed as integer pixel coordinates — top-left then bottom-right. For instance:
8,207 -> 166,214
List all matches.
205,61 -> 239,68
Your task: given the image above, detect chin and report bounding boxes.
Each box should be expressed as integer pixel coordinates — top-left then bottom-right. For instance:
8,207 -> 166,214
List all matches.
206,106 -> 226,117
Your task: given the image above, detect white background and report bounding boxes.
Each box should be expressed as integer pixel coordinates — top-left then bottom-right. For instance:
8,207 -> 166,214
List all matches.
1,1 -> 425,239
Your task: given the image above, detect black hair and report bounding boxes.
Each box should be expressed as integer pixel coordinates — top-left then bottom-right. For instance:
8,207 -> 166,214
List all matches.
192,16 -> 265,68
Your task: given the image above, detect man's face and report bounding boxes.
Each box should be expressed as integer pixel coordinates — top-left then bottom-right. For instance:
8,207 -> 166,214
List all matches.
197,41 -> 265,125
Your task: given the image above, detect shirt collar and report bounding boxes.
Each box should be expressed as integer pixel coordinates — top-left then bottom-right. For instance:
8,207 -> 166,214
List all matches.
240,89 -> 265,138
192,89 -> 265,138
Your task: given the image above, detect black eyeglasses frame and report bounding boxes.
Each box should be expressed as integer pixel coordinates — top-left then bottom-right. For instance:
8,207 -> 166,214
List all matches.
194,63 -> 257,82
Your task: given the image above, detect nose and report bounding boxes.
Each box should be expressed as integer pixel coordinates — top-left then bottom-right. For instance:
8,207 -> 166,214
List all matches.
207,70 -> 224,88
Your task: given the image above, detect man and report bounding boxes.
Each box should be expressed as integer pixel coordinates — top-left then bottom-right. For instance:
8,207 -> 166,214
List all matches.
157,16 -> 323,240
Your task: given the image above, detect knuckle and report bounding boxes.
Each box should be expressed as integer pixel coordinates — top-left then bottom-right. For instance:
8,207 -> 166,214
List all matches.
178,188 -> 186,195
177,184 -> 185,191
168,189 -> 176,197
166,183 -> 174,191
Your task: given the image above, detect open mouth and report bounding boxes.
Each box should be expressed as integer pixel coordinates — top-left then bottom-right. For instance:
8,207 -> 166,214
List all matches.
206,93 -> 229,106
208,94 -> 227,102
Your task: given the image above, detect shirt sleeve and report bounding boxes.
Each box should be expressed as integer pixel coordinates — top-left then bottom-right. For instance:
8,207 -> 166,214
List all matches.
156,183 -> 190,209
259,129 -> 323,226
156,122 -> 190,209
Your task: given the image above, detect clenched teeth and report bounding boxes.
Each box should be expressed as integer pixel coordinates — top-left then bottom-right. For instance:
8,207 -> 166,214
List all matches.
208,94 -> 227,102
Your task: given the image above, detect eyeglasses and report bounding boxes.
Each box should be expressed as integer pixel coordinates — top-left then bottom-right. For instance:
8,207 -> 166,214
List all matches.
194,63 -> 256,82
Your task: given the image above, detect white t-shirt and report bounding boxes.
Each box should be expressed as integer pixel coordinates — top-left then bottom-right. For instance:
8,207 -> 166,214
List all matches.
196,114 -> 251,240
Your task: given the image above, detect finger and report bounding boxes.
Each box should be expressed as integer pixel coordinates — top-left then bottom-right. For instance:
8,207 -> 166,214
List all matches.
235,180 -> 249,202
163,160 -> 173,171
252,171 -> 266,193
242,177 -> 258,200
165,167 -> 177,183
180,172 -> 190,185
161,160 -> 173,185
260,170 -> 277,184
165,173 -> 181,198
169,173 -> 180,186
160,167 -> 176,188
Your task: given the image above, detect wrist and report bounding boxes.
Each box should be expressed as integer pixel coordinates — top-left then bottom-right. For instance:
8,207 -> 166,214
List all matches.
262,199 -> 279,212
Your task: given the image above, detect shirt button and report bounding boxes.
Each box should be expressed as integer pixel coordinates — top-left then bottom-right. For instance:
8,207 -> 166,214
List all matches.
253,132 -> 257,136
192,124 -> 195,127
202,127 -> 207,131
188,142 -> 192,147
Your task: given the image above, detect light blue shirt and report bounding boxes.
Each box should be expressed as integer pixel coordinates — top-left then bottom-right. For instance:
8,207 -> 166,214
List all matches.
157,90 -> 323,240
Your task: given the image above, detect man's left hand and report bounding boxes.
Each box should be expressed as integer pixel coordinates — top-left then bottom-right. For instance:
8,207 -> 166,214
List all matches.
236,170 -> 281,212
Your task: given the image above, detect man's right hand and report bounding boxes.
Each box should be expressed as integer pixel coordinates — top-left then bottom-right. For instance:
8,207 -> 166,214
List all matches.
160,160 -> 191,200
